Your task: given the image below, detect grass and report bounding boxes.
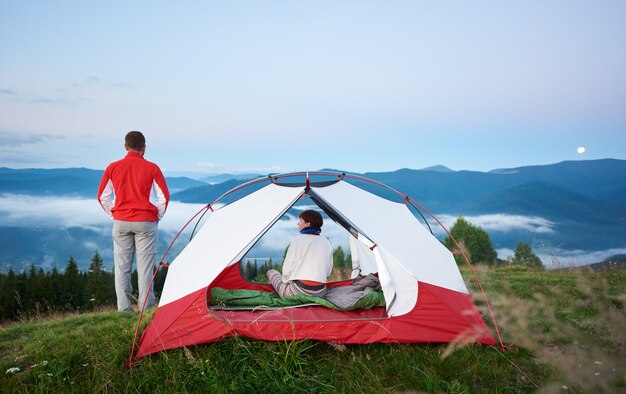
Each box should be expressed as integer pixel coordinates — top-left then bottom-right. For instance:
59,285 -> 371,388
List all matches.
463,264 -> 626,392
1,266 -> 624,393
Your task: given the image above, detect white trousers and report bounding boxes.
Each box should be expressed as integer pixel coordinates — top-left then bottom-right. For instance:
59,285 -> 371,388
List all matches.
112,220 -> 158,312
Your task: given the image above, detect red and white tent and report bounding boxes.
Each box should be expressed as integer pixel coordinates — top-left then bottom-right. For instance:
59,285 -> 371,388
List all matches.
133,173 -> 498,359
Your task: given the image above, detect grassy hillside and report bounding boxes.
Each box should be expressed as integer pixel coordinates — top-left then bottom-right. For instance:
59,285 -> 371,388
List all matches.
1,266 -> 624,393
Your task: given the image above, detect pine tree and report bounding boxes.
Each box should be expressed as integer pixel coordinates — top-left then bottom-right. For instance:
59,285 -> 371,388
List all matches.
252,261 -> 259,281
244,261 -> 254,281
154,265 -> 168,299
333,246 -> 347,269
511,242 -> 544,269
49,267 -> 63,310
84,251 -> 114,308
0,269 -> 19,320
24,263 -> 38,312
63,256 -> 84,310
255,259 -> 271,283
444,217 -> 497,265
37,267 -> 54,313
15,270 -> 28,315
0,272 -> 4,319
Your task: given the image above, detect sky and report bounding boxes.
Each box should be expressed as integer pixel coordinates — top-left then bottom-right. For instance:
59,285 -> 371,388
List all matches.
1,1 -> 625,175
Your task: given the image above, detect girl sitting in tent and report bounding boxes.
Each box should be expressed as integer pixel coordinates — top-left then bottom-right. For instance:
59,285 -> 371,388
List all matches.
267,210 -> 333,298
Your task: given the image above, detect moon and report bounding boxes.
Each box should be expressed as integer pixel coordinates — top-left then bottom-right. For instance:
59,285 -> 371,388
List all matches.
577,146 -> 586,154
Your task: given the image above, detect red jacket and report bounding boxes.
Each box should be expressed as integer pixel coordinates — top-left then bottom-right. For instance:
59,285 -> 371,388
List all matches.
97,151 -> 170,222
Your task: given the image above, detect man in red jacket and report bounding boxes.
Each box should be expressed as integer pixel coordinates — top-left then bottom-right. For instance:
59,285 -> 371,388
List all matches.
97,131 -> 170,312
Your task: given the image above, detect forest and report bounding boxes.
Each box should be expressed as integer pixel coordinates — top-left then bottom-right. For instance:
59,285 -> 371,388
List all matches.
0,252 -> 166,321
0,217 -> 541,322
0,246 -> 354,322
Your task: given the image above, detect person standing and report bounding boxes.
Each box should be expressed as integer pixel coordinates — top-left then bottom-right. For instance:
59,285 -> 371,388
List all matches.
97,131 -> 170,312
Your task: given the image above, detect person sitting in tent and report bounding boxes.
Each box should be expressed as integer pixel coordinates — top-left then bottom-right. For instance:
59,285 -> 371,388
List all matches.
267,209 -> 333,298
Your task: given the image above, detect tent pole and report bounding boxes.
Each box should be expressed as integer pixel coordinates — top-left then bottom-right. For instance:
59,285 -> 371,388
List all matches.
126,203 -> 212,367
407,197 -> 506,351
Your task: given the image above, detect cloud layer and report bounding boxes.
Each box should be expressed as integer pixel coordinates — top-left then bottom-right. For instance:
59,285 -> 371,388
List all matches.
0,132 -> 62,147
1,195 -> 617,268
433,214 -> 555,235
0,89 -> 18,95
0,194 -> 207,233
497,247 -> 626,269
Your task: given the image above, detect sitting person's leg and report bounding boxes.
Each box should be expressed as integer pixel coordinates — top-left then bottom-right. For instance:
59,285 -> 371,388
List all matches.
268,269 -> 327,298
292,280 -> 327,297
267,269 -> 295,297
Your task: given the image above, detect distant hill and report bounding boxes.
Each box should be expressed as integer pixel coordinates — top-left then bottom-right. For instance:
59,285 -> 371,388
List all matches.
164,159 -> 626,250
489,159 -> 626,204
0,167 -> 103,197
0,167 -> 205,196
162,177 -> 207,193
457,181 -> 626,250
589,255 -> 626,270
420,165 -> 455,173
361,159 -> 626,210
171,178 -> 264,204
1,159 -> 625,270
200,173 -> 262,184
458,181 -> 626,223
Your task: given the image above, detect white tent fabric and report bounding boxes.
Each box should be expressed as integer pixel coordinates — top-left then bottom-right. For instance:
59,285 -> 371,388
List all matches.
158,179 -> 466,318
348,234 -> 416,315
351,235 -> 400,314
159,184 -> 303,306
349,235 -> 378,277
313,181 -> 468,294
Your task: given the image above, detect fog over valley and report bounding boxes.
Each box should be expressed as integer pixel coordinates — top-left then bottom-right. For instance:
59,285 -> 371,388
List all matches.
1,194 -> 623,272
1,161 -> 624,271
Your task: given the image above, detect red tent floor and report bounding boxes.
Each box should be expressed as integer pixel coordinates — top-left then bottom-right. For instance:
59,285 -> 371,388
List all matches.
136,264 -> 495,358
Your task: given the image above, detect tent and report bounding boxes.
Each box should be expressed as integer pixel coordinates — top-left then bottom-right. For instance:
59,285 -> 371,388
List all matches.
132,172 -> 499,360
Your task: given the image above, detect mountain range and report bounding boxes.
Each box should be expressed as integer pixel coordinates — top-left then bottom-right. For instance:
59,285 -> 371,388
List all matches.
0,167 -> 206,196
0,159 -> 624,271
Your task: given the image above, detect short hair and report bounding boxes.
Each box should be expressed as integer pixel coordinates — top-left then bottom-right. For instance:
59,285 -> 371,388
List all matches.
125,131 -> 146,151
299,210 -> 323,228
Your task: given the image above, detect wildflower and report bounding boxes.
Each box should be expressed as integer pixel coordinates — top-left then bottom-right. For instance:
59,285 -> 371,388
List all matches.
183,347 -> 196,364
42,361 -> 48,366
5,367 -> 20,374
328,342 -> 347,352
